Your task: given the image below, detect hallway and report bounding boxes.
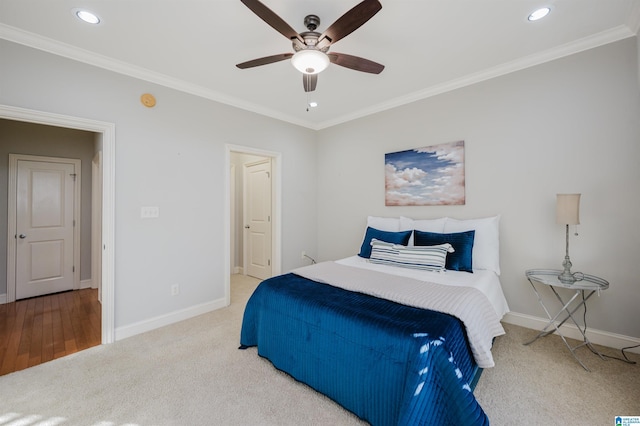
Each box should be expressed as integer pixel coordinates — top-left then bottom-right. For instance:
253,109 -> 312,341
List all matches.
0,288 -> 101,375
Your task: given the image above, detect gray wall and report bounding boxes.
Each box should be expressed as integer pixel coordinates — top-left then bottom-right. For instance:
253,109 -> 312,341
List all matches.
317,37 -> 640,339
2,34 -> 638,341
0,119 -> 95,294
0,39 -> 318,329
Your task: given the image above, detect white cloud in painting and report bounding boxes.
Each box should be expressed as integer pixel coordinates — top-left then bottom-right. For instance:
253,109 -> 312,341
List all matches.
385,164 -> 427,190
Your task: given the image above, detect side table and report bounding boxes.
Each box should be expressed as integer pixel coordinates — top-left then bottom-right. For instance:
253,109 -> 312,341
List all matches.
524,269 -> 609,371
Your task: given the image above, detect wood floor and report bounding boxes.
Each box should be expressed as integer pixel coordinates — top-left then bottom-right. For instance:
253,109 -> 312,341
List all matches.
0,288 -> 101,376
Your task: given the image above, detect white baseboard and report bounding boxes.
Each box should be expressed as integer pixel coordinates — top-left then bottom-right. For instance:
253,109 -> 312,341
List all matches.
114,297 -> 228,341
503,311 -> 640,354
233,266 -> 243,274
1,283 -> 93,304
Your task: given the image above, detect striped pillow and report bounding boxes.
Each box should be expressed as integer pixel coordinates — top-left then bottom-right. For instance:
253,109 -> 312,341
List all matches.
369,239 -> 454,272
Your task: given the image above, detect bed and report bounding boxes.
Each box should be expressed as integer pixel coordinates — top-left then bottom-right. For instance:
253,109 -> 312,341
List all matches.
240,216 -> 509,425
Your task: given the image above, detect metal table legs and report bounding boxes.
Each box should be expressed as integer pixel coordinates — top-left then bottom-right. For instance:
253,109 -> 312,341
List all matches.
524,281 -> 605,371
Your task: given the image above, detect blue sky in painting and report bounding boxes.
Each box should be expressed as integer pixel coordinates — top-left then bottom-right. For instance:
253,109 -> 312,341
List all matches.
386,149 -> 454,175
385,141 -> 465,206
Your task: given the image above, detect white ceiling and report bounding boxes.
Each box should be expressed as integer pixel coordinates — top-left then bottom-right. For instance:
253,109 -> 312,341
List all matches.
1,1 -> 639,129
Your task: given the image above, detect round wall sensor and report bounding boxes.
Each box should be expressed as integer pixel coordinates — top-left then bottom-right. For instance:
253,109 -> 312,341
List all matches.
140,93 -> 156,108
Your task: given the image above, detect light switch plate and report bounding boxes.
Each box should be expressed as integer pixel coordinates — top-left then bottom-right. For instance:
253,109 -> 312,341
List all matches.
141,206 -> 160,219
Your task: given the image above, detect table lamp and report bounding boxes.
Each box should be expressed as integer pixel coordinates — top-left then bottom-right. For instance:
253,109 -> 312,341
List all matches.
556,193 -> 581,284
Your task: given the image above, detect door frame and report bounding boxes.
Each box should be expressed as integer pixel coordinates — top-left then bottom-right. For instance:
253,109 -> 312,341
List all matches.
7,154 -> 82,300
224,144 -> 281,305
92,151 -> 103,302
0,104 -> 116,344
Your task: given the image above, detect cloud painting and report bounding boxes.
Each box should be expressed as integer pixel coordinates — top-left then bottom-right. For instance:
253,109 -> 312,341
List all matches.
385,141 -> 465,206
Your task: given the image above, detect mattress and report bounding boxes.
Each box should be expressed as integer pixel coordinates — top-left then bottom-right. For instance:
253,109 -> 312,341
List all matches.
239,259 -> 506,425
336,255 -> 510,319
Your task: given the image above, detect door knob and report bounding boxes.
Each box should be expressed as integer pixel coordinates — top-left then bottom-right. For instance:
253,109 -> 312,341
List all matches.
244,225 -> 250,229
18,234 -> 27,239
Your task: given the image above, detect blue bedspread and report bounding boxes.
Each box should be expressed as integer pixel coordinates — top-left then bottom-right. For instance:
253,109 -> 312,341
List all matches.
240,273 -> 489,426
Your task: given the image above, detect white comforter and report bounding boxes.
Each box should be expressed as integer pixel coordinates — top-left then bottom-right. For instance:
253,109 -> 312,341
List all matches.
292,260 -> 506,368
337,255 -> 510,320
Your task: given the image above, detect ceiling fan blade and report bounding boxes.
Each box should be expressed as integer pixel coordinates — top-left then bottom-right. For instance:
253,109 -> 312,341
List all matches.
303,74 -> 318,92
236,53 -> 294,69
317,0 -> 382,49
240,0 -> 304,43
328,53 -> 384,74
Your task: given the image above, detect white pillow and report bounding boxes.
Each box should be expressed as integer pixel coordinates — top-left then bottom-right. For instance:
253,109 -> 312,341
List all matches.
400,216 -> 447,245
444,215 -> 500,275
367,216 -> 401,232
369,239 -> 453,272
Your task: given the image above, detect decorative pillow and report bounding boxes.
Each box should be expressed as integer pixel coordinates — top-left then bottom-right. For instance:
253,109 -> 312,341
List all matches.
358,227 -> 412,259
367,216 -> 401,232
369,239 -> 454,272
414,230 -> 475,273
400,216 -> 447,245
444,215 -> 500,275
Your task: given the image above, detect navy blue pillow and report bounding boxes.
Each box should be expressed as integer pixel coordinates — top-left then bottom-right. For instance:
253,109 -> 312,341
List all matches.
414,230 -> 475,273
358,227 -> 412,259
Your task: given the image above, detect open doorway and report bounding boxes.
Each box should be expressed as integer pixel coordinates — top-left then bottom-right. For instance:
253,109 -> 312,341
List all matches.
0,105 -> 115,350
225,145 -> 281,305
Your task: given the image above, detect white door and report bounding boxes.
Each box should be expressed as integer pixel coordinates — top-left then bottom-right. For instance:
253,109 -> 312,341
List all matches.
244,159 -> 272,280
15,159 -> 77,299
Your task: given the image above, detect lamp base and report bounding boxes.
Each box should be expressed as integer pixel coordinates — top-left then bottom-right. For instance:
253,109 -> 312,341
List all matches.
558,271 -> 577,284
558,255 -> 576,284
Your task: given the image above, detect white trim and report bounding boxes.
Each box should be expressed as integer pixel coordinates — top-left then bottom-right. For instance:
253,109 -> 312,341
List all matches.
317,26 -> 636,129
91,151 -> 103,297
1,22 -> 635,131
0,104 -> 116,344
503,311 -> 640,355
224,145 -> 282,306
115,297 -> 227,341
0,24 -> 313,130
80,279 -> 93,289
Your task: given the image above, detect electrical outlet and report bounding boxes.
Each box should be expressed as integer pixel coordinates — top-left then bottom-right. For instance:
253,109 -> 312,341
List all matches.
301,251 -> 306,260
171,284 -> 179,296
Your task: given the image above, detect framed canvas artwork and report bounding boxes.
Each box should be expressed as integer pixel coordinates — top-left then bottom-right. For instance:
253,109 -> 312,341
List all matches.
385,140 -> 465,206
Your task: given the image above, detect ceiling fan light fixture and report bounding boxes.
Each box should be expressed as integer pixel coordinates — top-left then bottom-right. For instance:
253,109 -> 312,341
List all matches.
291,49 -> 330,75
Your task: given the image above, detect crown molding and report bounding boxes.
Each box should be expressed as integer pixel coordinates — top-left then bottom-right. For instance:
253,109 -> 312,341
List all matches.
1,21 -> 635,132
316,24 -> 636,129
0,24 -> 317,130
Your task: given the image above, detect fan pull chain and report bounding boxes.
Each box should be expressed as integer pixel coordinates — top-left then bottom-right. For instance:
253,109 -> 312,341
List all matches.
306,77 -> 310,112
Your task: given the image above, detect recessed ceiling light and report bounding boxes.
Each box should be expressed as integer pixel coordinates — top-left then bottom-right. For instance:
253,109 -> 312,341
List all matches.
73,8 -> 101,24
528,7 -> 550,21
308,102 -> 318,108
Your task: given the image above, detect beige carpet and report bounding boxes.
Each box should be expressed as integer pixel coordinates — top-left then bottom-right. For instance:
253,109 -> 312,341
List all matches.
0,274 -> 638,425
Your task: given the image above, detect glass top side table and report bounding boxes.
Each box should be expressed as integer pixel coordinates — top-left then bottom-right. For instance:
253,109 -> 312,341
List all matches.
524,269 -> 609,371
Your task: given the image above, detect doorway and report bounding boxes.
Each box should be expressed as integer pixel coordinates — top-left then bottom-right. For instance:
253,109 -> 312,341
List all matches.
244,158 -> 272,280
0,105 -> 115,344
225,145 -> 281,305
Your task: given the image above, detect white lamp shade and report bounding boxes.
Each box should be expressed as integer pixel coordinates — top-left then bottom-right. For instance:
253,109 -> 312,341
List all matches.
556,193 -> 581,225
291,49 -> 330,75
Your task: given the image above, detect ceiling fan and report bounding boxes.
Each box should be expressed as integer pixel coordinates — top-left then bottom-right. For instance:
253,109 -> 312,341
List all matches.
236,0 -> 385,92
